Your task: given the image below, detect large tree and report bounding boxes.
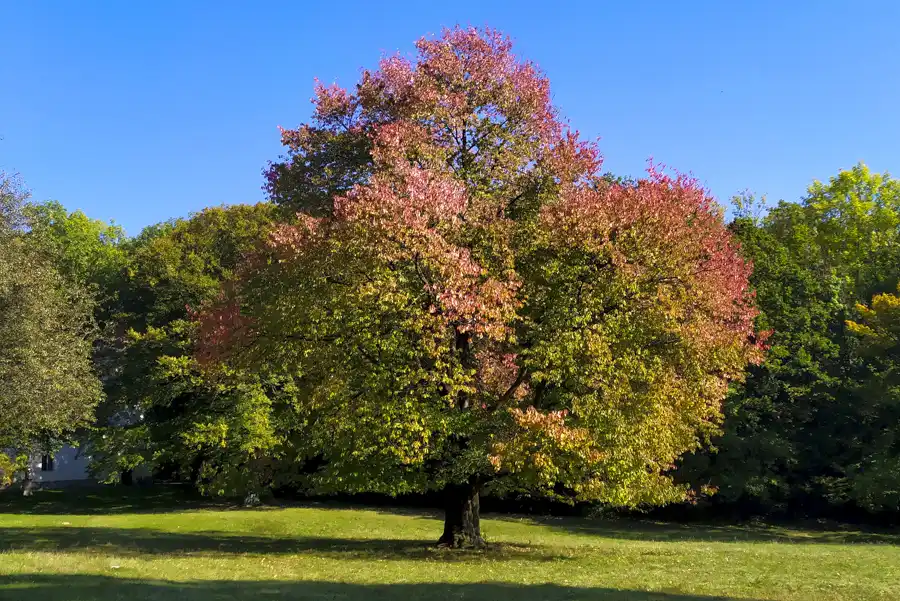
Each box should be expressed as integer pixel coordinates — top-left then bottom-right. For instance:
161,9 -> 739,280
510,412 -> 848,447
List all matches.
0,174 -> 102,488
199,27 -> 762,546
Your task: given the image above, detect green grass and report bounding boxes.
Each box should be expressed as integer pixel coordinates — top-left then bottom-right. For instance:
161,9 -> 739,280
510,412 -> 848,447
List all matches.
1,488 -> 899,600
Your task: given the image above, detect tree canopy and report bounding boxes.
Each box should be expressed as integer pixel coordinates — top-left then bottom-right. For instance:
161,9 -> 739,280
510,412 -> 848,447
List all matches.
198,27 -> 762,545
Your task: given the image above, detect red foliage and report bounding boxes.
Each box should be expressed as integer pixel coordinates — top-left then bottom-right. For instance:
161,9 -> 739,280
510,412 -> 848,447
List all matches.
357,26 -> 559,142
540,162 -> 764,360
268,26 -> 580,207
192,286 -> 254,369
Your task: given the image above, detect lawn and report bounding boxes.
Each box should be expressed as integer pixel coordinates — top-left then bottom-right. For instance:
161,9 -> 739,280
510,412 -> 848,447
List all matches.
1,488 -> 898,601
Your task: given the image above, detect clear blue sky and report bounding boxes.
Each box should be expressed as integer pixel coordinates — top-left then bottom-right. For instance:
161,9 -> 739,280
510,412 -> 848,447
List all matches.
3,1 -> 899,235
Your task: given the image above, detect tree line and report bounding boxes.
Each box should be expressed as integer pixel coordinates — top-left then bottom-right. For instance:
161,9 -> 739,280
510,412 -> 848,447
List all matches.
2,27 -> 898,543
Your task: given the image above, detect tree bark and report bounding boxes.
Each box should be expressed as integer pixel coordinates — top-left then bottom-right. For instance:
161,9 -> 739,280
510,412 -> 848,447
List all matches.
437,328 -> 484,548
189,454 -> 205,487
437,479 -> 484,548
22,461 -> 34,497
454,329 -> 474,410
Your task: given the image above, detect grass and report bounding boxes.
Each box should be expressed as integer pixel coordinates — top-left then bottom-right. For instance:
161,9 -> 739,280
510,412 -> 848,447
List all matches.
1,487 -> 899,600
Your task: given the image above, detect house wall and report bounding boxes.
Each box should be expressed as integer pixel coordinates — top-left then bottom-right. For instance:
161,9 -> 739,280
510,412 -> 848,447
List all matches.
30,445 -> 91,483
7,444 -> 155,486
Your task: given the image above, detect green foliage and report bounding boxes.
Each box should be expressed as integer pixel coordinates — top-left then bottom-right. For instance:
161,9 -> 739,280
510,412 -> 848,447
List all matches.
0,172 -> 26,234
23,200 -> 127,290
91,203 -> 286,497
0,453 -> 26,489
844,288 -> 900,511
682,163 -> 900,513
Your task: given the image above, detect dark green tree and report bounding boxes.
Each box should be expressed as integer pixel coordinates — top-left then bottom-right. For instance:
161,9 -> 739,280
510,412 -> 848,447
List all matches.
844,287 -> 900,512
90,203 -> 289,501
682,164 -> 900,514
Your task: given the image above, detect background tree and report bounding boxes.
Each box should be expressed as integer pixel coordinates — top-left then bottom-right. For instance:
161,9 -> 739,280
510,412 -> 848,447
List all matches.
199,27 -> 762,546
681,164 -> 900,515
90,203 -> 287,501
0,173 -> 103,492
845,287 -> 900,512
21,201 -> 130,416
22,201 -> 127,292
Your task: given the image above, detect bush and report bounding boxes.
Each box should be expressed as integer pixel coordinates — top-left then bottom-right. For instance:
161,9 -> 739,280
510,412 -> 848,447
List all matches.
0,453 -> 24,490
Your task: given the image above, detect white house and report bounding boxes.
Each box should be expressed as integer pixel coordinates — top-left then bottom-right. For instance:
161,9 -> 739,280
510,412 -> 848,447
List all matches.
28,445 -> 92,484
6,410 -> 152,488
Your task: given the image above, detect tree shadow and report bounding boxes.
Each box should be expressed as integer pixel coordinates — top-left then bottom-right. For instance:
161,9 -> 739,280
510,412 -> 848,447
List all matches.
0,485 -> 449,521
0,575 -> 758,601
0,485 -> 237,515
0,526 -> 567,562
5,486 -> 897,546
496,515 -> 900,545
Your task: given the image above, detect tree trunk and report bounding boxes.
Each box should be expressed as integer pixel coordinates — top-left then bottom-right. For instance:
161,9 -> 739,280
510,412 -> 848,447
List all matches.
22,461 -> 34,497
437,480 -> 484,548
189,454 -> 205,487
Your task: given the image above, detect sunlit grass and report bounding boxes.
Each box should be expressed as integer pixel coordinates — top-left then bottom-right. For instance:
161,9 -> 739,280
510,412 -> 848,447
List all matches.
1,487 -> 898,600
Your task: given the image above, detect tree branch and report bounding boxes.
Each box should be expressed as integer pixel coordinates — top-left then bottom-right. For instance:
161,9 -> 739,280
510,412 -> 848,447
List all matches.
498,365 -> 529,405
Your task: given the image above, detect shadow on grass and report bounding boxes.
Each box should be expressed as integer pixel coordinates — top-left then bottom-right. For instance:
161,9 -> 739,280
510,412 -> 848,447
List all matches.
0,485 -> 236,516
497,515 -> 900,545
0,485 -> 446,522
4,486 -> 897,547
0,526 -> 567,562
0,575 -> 757,601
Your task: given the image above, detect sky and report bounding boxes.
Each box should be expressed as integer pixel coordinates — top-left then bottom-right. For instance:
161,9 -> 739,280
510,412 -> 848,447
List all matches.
2,1 -> 899,235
